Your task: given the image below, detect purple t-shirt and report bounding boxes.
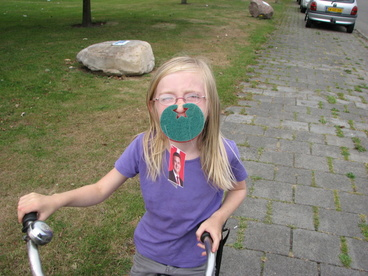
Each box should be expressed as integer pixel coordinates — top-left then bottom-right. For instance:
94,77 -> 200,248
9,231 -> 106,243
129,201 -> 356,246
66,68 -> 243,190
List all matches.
115,133 -> 247,268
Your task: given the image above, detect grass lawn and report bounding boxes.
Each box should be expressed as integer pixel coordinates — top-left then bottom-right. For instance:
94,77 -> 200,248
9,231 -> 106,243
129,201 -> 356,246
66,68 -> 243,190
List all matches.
0,0 -> 287,274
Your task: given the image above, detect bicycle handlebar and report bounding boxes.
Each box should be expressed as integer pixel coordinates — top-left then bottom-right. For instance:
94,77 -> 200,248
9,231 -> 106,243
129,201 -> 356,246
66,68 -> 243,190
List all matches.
22,212 -> 53,276
200,232 -> 217,276
21,215 -> 215,275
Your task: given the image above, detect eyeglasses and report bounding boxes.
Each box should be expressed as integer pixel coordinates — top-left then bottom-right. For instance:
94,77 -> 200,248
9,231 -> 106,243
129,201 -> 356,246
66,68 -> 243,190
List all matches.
152,93 -> 206,106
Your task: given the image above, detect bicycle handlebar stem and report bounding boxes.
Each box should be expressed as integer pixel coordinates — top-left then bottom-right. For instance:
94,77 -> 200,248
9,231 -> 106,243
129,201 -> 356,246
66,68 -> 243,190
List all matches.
200,232 -> 217,276
26,239 -> 45,276
22,212 -> 53,276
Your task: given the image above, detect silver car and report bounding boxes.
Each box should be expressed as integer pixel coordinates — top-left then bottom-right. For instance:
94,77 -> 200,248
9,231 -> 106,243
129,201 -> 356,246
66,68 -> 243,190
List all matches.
305,0 -> 358,33
300,0 -> 311,13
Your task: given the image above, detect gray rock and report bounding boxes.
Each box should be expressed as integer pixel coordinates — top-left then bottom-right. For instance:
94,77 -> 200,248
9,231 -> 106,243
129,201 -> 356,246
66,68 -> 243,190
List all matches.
249,0 -> 274,19
76,40 -> 155,76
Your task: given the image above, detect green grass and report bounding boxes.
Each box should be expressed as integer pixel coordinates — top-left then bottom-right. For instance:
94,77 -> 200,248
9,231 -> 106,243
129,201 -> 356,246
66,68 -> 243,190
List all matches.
0,0 -> 288,274
352,137 -> 367,152
339,236 -> 352,267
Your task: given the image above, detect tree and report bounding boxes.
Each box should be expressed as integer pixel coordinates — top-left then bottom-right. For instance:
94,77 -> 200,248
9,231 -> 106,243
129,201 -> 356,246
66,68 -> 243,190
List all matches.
82,0 -> 92,27
181,0 -> 188,4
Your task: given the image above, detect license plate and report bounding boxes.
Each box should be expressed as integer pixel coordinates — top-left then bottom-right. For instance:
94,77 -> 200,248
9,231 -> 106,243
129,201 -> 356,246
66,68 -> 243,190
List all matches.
327,7 -> 343,13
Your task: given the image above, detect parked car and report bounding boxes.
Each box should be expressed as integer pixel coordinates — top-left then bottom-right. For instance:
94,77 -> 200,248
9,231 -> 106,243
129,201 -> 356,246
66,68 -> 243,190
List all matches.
305,0 -> 358,33
300,0 -> 311,13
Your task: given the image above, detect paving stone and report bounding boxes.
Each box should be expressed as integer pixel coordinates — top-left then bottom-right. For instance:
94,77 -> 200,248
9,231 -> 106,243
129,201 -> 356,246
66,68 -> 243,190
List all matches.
244,221 -> 291,255
311,143 -> 343,159
234,197 -> 268,221
318,209 -> 363,238
346,238 -> 368,271
221,248 -> 263,276
274,166 -> 312,185
224,217 -> 240,245
325,135 -> 356,148
273,201 -> 314,230
293,229 -> 341,265
310,124 -> 337,135
244,160 -> 275,181
264,253 -> 319,276
282,120 -> 309,131
297,99 -> 320,109
246,136 -> 280,151
294,154 -> 330,172
221,122 -> 264,144
295,186 -> 336,209
296,113 -> 322,124
314,171 -> 354,192
339,192 -> 368,215
264,127 -> 294,140
320,264 -> 368,276
280,140 -> 311,154
333,159 -> 368,178
237,100 -> 259,107
294,131 -> 325,144
342,128 -> 368,139
259,151 -> 294,167
239,146 -> 260,161
223,113 -> 254,124
252,180 -> 293,202
354,177 -> 368,195
349,151 -> 368,163
254,116 -> 282,128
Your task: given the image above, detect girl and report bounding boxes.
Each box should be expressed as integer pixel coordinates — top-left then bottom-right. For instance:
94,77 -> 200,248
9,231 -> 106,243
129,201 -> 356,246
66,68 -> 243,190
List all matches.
18,56 -> 247,275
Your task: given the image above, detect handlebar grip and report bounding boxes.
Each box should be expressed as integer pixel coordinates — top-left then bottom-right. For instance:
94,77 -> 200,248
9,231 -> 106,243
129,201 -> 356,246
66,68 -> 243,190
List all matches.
200,231 -> 212,243
22,212 -> 38,233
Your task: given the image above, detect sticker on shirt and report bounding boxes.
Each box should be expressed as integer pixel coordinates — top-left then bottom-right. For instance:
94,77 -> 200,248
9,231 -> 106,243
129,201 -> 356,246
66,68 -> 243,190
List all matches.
168,145 -> 185,188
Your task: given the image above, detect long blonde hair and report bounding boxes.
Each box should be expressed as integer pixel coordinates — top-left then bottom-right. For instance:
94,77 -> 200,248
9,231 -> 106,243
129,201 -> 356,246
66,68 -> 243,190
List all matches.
143,56 -> 236,191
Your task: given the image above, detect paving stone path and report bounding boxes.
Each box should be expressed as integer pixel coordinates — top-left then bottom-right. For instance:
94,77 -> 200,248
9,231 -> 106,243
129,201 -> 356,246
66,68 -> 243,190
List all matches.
220,1 -> 368,275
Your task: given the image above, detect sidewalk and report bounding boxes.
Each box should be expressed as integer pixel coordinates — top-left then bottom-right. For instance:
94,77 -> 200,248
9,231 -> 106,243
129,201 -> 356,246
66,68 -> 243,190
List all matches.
220,1 -> 368,275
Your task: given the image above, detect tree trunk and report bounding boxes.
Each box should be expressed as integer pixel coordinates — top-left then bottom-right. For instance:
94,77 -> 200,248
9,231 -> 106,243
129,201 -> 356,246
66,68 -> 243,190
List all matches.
82,0 -> 92,27
181,0 -> 188,4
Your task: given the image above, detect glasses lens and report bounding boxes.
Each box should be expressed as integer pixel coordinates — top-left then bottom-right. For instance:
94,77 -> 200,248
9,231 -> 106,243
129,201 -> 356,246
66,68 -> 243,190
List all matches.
185,93 -> 202,104
159,95 -> 176,105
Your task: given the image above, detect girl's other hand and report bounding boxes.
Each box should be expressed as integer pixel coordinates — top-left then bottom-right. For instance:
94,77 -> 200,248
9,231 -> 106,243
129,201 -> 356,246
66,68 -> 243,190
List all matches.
17,192 -> 59,223
195,216 -> 223,254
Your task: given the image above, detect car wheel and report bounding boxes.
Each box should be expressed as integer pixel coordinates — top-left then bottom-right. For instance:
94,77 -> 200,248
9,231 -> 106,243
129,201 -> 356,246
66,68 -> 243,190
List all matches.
300,7 -> 307,13
306,18 -> 312,28
346,24 -> 355,33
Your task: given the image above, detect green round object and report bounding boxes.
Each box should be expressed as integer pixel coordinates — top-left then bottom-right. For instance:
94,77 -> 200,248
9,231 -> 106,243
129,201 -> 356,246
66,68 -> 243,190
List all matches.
160,103 -> 205,142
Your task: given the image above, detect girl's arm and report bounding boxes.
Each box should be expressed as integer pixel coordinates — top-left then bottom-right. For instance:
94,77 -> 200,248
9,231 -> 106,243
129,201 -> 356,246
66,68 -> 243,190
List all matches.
196,180 -> 247,253
18,168 -> 128,223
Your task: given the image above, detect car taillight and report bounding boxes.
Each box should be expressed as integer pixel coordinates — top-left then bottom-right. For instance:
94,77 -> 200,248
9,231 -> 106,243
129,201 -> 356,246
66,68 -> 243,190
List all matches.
351,6 -> 358,15
310,1 -> 317,11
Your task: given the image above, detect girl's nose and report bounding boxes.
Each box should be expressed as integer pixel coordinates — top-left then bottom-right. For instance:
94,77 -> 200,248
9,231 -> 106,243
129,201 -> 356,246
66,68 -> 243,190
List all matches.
175,99 -> 185,111
174,99 -> 187,117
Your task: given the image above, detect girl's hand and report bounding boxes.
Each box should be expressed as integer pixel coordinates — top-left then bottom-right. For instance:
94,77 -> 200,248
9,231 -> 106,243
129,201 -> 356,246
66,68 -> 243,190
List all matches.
18,192 -> 59,223
196,215 -> 224,255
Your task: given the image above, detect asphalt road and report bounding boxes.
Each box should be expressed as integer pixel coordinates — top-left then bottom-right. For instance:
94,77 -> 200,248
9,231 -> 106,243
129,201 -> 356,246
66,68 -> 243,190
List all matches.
356,0 -> 368,38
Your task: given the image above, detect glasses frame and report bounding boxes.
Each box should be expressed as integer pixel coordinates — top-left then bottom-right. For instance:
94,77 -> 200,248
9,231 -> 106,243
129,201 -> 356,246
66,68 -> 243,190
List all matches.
152,94 -> 206,106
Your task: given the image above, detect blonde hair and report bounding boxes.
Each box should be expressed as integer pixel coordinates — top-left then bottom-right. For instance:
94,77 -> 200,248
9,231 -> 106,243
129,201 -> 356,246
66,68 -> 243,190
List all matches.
143,56 -> 236,191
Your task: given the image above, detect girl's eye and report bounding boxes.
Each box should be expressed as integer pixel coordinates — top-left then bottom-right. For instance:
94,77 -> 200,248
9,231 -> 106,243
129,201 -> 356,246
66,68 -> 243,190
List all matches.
185,93 -> 200,102
160,95 -> 175,103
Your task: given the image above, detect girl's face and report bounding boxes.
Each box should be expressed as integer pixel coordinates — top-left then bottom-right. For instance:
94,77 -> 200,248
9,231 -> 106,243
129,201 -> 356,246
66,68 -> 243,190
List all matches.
153,71 -> 208,120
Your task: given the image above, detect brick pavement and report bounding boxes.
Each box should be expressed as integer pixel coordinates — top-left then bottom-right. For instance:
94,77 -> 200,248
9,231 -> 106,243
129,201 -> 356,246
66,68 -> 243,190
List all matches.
220,1 -> 368,275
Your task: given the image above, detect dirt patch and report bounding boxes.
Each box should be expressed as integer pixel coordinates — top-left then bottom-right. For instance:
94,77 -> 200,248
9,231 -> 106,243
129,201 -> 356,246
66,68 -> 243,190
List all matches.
152,23 -> 177,30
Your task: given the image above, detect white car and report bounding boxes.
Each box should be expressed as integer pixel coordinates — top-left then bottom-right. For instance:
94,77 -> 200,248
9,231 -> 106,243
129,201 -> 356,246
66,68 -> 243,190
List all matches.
300,0 -> 311,13
305,0 -> 358,33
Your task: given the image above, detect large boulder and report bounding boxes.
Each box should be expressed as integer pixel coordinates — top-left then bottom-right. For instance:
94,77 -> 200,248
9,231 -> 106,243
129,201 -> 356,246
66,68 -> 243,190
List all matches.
76,40 -> 155,76
249,0 -> 274,19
